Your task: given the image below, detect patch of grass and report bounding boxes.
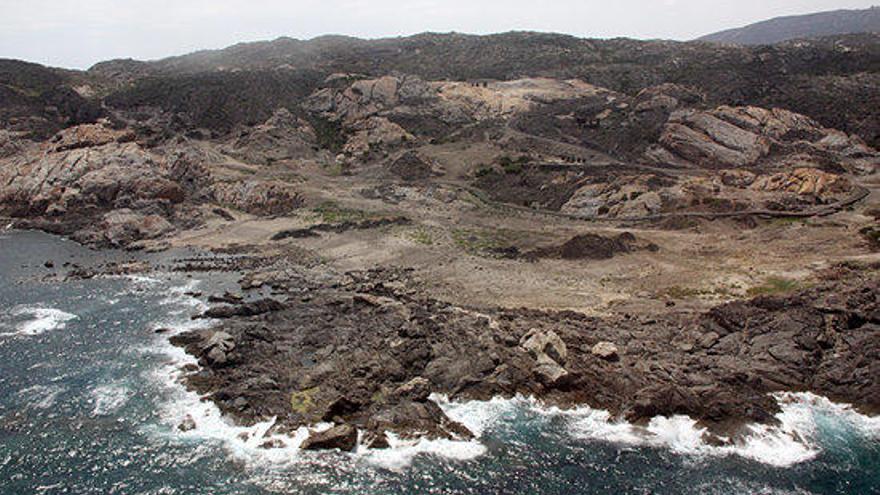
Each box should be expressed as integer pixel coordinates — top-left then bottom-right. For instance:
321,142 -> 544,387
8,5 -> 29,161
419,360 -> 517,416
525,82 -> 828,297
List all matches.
474,165 -> 495,178
746,277 -> 801,297
497,154 -> 529,174
660,285 -> 734,299
408,228 -> 434,246
290,387 -> 319,414
451,228 -> 520,256
370,389 -> 387,404
311,201 -> 373,223
324,162 -> 346,177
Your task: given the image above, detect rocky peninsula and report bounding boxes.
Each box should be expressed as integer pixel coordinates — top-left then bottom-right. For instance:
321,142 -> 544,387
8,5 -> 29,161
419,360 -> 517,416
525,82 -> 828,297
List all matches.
1,32 -> 878,451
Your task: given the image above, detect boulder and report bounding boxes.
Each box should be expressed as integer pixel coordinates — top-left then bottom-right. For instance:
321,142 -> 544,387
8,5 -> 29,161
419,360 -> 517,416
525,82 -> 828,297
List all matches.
300,424 -> 358,452
520,329 -> 570,387
177,415 -> 197,432
591,342 -> 619,360
81,210 -> 174,247
201,299 -> 285,319
534,361 -> 570,387
225,108 -> 317,165
520,328 -> 567,363
394,377 -> 432,402
199,331 -> 236,366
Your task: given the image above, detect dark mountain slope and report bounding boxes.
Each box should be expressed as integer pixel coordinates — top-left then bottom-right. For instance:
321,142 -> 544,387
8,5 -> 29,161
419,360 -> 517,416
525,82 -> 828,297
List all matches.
700,7 -> 880,45
5,31 -> 880,146
90,32 -> 880,146
0,59 -> 103,139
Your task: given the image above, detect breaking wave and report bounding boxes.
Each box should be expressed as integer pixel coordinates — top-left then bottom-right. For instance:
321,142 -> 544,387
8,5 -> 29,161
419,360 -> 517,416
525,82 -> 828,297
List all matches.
91,382 -> 130,416
138,277 -> 879,475
0,306 -> 78,337
434,392 -> 880,468
17,384 -> 65,410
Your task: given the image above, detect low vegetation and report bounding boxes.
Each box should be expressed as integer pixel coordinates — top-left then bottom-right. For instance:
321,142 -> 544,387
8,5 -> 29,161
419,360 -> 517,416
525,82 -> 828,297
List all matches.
747,276 -> 802,297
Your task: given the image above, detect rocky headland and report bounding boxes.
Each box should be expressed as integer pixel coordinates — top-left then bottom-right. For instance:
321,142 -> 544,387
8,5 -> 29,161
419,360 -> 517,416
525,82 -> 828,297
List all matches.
1,31 -> 879,451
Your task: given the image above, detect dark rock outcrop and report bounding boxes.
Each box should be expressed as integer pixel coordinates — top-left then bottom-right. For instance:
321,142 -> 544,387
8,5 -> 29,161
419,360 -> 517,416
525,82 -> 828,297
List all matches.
171,265 -> 880,449
301,424 -> 358,451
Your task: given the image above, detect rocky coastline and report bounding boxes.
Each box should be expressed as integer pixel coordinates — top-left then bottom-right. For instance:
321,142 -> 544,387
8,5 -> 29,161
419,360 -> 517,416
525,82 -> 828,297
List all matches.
165,260 -> 879,451
1,32 -> 879,453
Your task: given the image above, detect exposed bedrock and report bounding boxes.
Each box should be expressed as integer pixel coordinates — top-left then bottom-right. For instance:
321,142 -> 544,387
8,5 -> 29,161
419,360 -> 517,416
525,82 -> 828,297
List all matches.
171,266 -> 879,450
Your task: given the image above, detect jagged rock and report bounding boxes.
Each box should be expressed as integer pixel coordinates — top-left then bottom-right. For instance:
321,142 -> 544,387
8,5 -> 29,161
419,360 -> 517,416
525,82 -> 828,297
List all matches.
200,331 -> 236,365
591,342 -> 619,360
105,210 -> 173,242
520,328 -> 567,363
300,424 -> 358,451
520,329 -> 570,386
224,108 -> 318,165
649,105 -> 880,173
210,180 -> 303,216
259,438 -> 286,449
49,123 -> 135,152
342,117 -> 414,157
699,332 -> 720,349
0,123 -> 185,247
208,292 -> 244,305
534,361 -> 570,386
751,168 -> 851,199
200,331 -> 236,353
0,130 -> 30,159
201,299 -> 285,319
178,415 -> 197,432
394,377 -> 431,402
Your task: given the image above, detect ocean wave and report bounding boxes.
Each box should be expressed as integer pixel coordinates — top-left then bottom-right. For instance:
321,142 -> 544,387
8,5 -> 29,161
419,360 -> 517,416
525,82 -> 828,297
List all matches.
123,274 -> 163,285
139,278 -> 311,466
17,384 -> 65,409
91,382 -> 130,416
146,339 -> 317,464
434,392 -> 880,468
137,277 -> 879,473
358,434 -> 486,472
0,306 -> 78,337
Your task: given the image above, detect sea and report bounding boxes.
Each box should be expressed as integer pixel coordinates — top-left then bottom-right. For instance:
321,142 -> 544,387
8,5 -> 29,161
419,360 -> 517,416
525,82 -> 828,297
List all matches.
0,230 -> 878,494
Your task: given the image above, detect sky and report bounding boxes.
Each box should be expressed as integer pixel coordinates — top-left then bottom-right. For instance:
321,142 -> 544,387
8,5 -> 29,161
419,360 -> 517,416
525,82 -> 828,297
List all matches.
0,0 -> 877,69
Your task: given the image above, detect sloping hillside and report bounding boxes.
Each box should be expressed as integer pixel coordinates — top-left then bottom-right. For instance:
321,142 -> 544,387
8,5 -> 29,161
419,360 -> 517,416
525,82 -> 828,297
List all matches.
700,6 -> 880,45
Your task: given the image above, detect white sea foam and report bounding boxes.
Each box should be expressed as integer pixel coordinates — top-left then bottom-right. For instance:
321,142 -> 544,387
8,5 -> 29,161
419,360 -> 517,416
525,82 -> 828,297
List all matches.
18,384 -> 65,409
140,277 -> 487,474
431,392 -> 880,468
139,277 -> 880,473
128,274 -> 163,284
146,338 -> 317,466
359,433 -> 486,471
91,383 -> 130,416
0,307 -> 78,337
140,278 -> 310,467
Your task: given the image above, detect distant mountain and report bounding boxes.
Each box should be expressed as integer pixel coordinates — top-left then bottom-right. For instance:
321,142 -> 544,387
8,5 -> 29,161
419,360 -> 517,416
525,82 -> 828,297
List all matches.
700,6 -> 880,45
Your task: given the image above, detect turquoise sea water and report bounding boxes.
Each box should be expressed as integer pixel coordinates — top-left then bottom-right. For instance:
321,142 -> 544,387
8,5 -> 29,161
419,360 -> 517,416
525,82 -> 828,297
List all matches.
0,230 -> 878,495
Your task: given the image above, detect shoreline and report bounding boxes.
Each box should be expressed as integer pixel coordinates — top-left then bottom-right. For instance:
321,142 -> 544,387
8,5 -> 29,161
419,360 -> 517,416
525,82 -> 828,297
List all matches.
3,227 -> 879,456
4,227 -> 879,454
156,242 -> 879,452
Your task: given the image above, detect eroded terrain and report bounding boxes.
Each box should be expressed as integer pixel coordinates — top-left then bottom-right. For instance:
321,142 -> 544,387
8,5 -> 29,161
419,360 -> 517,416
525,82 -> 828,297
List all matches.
1,38 -> 879,450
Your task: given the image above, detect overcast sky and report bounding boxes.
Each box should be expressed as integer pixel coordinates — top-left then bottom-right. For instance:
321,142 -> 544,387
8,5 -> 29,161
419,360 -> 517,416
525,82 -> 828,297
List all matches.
1,0 -> 877,69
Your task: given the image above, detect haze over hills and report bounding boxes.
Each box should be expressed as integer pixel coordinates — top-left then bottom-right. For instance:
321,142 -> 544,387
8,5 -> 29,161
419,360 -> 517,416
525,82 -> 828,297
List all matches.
700,6 -> 880,45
